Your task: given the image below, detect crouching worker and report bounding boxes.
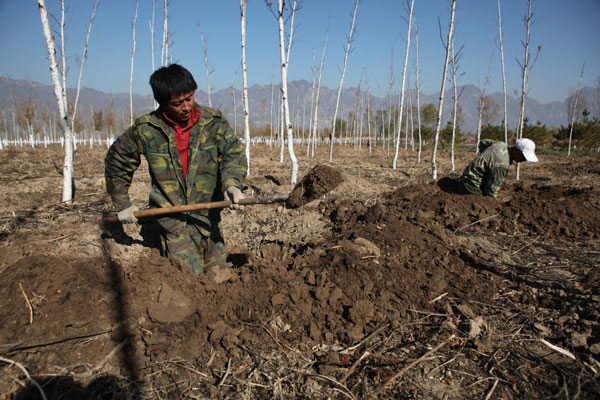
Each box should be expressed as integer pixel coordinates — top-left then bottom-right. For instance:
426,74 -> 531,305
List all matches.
105,64 -> 247,274
460,138 -> 538,199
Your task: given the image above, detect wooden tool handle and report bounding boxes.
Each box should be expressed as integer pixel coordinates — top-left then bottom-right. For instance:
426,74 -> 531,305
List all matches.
102,194 -> 288,223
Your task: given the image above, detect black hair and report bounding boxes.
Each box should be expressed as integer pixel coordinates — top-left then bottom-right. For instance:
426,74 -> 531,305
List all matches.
149,64 -> 198,105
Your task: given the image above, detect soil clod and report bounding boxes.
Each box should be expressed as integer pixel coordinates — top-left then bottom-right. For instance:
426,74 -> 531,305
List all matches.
286,164 -> 343,208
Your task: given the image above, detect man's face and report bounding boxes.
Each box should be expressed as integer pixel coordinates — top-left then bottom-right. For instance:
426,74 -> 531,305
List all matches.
163,91 -> 195,125
512,148 -> 526,163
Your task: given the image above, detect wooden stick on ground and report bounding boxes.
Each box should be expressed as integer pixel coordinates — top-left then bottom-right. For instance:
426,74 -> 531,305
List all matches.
484,378 -> 499,400
539,339 -> 576,360
341,351 -> 371,383
217,358 -> 232,386
18,283 -> 33,324
370,334 -> 455,399
454,215 -> 498,233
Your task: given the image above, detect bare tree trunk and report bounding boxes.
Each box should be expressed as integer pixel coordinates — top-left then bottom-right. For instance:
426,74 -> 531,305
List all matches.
497,0 -> 508,143
231,79 -> 238,133
161,0 -> 169,67
408,85 -> 415,152
516,0 -> 540,180
279,92 -> 284,163
269,65 -> 275,148
404,80 -> 410,150
431,0 -> 456,181
312,23 -> 329,158
450,38 -> 458,171
476,66 -> 491,153
301,93 -> 307,143
387,47 -> 395,152
269,0 -> 299,184
568,63 -> 585,157
240,0 -> 251,175
38,0 -> 73,202
359,89 -> 364,152
476,90 -> 486,153
329,0 -> 359,162
415,21 -> 422,162
149,0 -> 155,73
57,0 -> 72,149
367,87 -> 373,155
307,48 -> 317,156
72,0 -> 99,131
200,28 -> 213,107
517,0 -> 533,142
59,0 -> 67,110
392,0 -> 414,169
129,0 -> 139,126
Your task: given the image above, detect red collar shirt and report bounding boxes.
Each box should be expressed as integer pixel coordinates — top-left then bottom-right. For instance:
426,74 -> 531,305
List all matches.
162,106 -> 201,177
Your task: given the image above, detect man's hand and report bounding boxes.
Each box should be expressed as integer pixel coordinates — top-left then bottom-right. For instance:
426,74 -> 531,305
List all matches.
117,205 -> 139,224
224,187 -> 244,209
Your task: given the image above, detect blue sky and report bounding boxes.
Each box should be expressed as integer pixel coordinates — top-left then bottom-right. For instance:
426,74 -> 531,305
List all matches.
1,0 -> 599,103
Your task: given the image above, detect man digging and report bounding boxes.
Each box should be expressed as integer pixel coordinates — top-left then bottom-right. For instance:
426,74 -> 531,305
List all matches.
460,138 -> 539,198
105,64 -> 246,276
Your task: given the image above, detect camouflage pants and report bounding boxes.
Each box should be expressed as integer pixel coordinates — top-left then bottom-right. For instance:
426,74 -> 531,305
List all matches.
459,177 -> 483,196
160,222 -> 226,274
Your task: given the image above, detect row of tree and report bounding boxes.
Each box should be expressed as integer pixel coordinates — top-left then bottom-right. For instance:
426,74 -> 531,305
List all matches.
4,92 -> 597,154
23,0 -> 600,202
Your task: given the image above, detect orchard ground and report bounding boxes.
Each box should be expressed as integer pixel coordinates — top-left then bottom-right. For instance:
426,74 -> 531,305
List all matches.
0,142 -> 599,399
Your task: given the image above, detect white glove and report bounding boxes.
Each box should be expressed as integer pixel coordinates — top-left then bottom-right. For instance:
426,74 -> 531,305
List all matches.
224,187 -> 244,209
117,205 -> 139,224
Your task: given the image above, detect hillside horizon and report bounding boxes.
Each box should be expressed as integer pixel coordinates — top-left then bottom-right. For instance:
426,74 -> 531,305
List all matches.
1,76 -> 598,134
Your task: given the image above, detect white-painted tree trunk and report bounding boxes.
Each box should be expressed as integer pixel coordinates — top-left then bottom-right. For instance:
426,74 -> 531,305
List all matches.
269,66 -> 274,148
450,38 -> 458,172
516,0 -> 540,181
431,0 -> 456,181
312,25 -> 329,158
568,63 -> 585,157
279,93 -> 284,163
240,0 -> 251,175
149,0 -> 156,73
38,0 -> 73,202
359,89 -> 364,152
161,0 -> 169,67
329,0 -> 359,162
408,84 -> 415,152
59,0 -> 67,111
307,48 -> 317,156
415,21 -> 422,162
200,29 -> 213,108
497,0 -> 508,143
392,0 -> 414,169
387,47 -> 395,153
231,80 -> 238,133
517,0 -> 533,143
476,85 -> 487,153
271,0 -> 298,184
366,84 -> 372,154
129,0 -> 139,126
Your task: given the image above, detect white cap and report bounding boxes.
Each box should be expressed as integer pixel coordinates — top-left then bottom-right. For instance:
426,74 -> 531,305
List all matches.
515,138 -> 538,162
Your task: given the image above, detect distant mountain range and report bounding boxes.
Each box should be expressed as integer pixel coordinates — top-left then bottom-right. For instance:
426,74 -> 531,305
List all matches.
1,76 -> 598,134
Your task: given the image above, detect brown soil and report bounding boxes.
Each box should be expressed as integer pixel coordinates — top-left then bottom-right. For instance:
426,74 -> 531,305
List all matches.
0,144 -> 599,399
286,164 -> 343,208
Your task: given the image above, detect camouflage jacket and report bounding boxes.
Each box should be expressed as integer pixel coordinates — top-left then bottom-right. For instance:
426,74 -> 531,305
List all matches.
105,105 -> 246,236
460,140 -> 511,198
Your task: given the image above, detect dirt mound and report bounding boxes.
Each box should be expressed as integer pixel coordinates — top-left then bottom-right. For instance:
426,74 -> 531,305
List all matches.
286,164 -> 343,208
